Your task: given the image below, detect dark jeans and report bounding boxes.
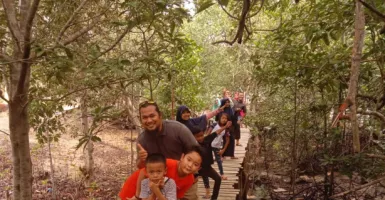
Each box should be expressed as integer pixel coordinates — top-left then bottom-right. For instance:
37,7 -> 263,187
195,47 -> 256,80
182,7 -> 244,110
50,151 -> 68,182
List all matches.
212,148 -> 224,175
199,166 -> 221,200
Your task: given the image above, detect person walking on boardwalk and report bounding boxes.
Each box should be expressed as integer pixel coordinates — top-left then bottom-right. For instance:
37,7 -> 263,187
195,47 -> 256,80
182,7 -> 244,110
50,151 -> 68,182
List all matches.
215,98 -> 238,159
233,92 -> 247,146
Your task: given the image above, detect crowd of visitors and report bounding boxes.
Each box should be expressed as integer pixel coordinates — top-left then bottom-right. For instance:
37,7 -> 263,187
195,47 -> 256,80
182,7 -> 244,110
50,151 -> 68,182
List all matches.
119,89 -> 247,200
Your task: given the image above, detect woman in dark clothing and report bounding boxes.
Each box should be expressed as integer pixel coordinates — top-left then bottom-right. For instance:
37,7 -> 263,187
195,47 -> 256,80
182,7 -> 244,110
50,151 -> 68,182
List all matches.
176,105 -> 221,132
190,122 -> 231,200
215,98 -> 238,159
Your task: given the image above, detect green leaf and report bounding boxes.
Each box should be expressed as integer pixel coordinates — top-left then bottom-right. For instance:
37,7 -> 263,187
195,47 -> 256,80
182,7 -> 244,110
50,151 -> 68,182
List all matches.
197,1 -> 214,13
120,59 -> 131,65
91,136 -> 102,142
76,137 -> 88,150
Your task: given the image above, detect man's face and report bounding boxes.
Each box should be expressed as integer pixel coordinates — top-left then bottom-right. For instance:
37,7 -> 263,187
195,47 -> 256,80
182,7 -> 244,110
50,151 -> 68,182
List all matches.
181,110 -> 191,121
238,93 -> 244,102
140,105 -> 162,132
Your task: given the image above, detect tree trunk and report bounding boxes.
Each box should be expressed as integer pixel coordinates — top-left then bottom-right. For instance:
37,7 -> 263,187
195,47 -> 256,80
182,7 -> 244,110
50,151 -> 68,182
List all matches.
47,138 -> 57,199
9,61 -> 33,200
291,79 -> 298,190
81,95 -> 94,185
347,0 -> 366,153
125,96 -> 140,127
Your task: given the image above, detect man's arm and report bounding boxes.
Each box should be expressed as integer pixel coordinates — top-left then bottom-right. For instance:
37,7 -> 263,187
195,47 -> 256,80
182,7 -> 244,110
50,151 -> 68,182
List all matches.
136,142 -> 147,169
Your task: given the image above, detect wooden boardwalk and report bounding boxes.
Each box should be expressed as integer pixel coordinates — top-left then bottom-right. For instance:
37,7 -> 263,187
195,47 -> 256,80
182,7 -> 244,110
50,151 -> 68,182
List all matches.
197,128 -> 250,200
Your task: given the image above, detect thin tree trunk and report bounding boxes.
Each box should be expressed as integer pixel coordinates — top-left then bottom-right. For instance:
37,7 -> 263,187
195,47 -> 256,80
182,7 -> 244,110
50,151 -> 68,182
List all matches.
81,94 -> 93,185
86,140 -> 94,182
171,75 -> 175,120
291,79 -> 298,190
125,95 -> 140,127
48,137 -> 57,199
347,0 -> 366,153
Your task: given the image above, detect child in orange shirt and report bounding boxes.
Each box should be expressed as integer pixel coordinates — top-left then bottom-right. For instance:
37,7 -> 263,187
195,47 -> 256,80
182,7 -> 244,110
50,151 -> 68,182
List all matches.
119,145 -> 203,200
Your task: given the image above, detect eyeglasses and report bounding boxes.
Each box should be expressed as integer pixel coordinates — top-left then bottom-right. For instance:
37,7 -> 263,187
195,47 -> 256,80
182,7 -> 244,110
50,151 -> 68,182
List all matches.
139,100 -> 157,108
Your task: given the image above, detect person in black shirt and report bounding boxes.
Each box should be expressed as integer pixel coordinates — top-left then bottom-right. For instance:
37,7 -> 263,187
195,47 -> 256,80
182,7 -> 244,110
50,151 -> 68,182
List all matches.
190,121 -> 231,200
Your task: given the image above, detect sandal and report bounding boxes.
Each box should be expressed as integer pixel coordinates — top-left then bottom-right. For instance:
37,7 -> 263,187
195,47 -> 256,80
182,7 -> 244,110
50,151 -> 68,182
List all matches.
221,175 -> 228,180
231,157 -> 239,159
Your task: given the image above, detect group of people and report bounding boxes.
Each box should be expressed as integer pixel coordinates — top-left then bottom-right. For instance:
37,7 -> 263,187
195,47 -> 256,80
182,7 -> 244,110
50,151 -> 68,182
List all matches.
119,89 -> 247,200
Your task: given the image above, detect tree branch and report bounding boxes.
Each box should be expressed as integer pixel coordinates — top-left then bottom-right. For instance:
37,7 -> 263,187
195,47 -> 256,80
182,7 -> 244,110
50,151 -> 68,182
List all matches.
0,129 -> 9,136
357,94 -> 378,103
217,0 -> 240,20
0,52 -> 13,64
56,0 -> 89,42
366,154 -> 385,159
62,20 -> 99,46
16,0 -> 41,98
247,0 -> 264,19
357,109 -> 385,123
1,0 -> 22,51
34,78 -> 135,103
212,0 -> 251,45
0,90 -> 9,103
330,176 -> 385,199
358,0 -> 385,20
98,25 -> 132,58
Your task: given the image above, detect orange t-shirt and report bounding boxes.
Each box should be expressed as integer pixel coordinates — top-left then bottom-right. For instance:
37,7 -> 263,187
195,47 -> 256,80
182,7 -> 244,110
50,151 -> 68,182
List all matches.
119,159 -> 194,199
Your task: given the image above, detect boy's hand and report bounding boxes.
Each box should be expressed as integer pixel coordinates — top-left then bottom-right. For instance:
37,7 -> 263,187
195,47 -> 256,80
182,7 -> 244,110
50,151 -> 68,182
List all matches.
219,149 -> 225,155
219,105 -> 225,111
149,180 -> 161,192
137,144 -> 148,162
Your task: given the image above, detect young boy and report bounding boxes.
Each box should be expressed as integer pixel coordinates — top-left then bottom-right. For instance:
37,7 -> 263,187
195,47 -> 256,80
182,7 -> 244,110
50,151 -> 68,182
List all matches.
139,153 -> 176,200
119,146 -> 204,200
191,120 -> 231,200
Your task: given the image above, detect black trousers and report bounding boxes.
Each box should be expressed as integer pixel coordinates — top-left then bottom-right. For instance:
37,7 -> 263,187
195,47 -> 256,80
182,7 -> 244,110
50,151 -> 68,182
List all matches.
199,166 -> 222,200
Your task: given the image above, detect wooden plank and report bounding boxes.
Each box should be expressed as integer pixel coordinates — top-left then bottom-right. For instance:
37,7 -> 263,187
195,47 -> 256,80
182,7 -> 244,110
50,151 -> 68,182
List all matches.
197,128 -> 250,199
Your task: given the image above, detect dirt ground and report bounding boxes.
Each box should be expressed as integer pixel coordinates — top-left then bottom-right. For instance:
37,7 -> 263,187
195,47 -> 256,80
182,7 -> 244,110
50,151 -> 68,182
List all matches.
0,112 -> 139,200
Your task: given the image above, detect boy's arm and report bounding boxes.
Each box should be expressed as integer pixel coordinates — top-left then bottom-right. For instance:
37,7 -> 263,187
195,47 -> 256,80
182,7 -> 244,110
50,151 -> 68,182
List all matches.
148,180 -> 168,200
163,180 -> 177,200
139,179 -> 150,199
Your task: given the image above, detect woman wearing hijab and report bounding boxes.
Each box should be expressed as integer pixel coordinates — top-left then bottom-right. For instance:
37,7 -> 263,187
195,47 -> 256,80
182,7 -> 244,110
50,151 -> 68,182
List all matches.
215,98 -> 237,159
176,105 -> 222,133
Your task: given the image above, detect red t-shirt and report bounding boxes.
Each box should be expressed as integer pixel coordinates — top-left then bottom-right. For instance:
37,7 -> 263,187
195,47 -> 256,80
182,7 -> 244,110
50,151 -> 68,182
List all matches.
119,159 -> 194,199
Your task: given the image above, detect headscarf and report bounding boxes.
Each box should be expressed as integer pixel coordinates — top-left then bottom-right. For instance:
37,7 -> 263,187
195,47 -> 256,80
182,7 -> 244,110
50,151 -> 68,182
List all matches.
215,98 -> 235,122
176,105 -> 208,132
